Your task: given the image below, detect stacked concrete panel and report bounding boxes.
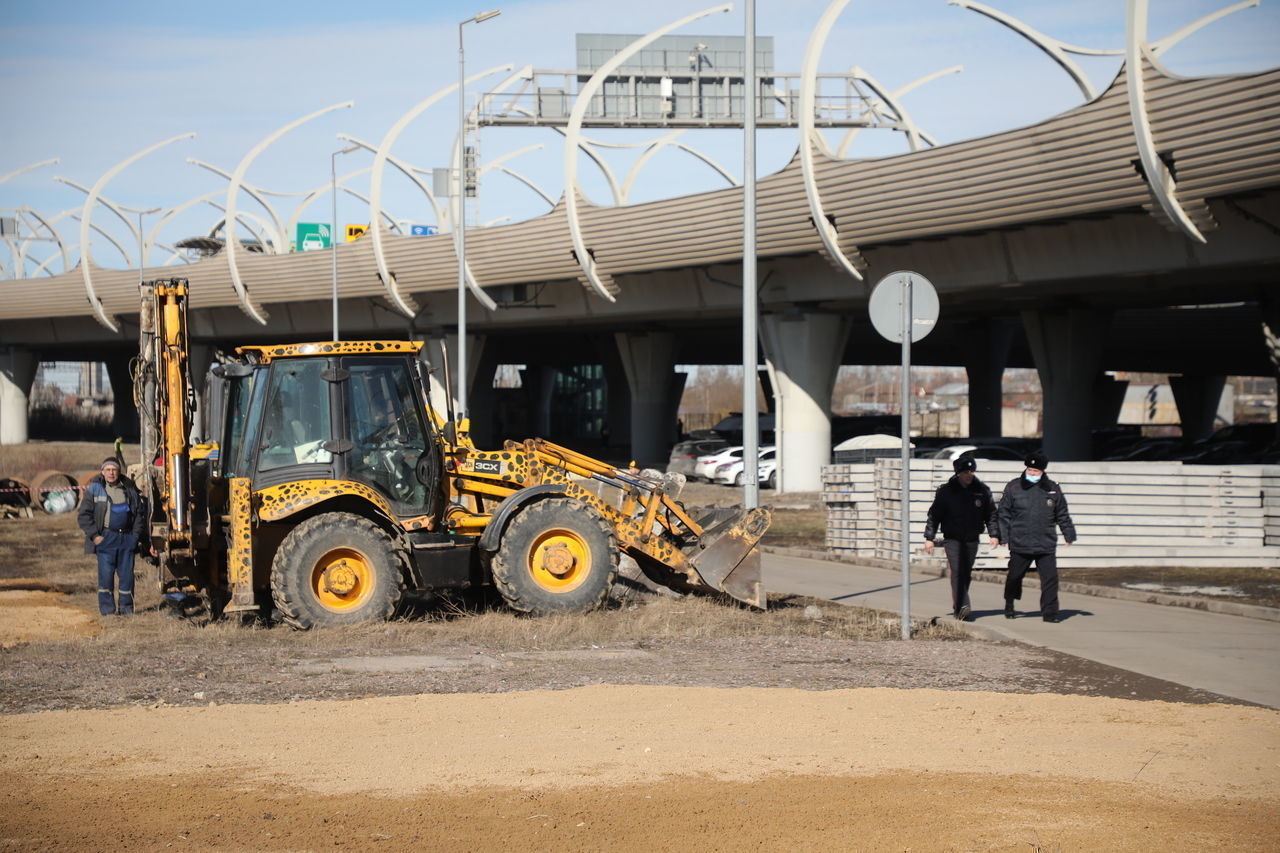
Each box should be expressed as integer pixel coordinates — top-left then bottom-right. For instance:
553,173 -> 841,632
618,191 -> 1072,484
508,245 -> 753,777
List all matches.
822,459 -> 1280,569
821,463 -> 877,557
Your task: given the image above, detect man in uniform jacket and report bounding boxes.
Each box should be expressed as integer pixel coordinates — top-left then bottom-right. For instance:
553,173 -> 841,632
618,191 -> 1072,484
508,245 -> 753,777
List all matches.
923,454 -> 997,621
77,457 -> 149,616
994,452 -> 1076,622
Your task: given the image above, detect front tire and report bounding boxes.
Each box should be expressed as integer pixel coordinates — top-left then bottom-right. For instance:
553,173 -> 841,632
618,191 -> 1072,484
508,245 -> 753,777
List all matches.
489,497 -> 618,616
270,512 -> 402,629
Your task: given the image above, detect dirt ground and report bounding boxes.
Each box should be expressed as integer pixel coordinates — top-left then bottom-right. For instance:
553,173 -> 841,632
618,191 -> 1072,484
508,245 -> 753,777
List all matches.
1,447 -> 1278,849
2,686 -> 1277,851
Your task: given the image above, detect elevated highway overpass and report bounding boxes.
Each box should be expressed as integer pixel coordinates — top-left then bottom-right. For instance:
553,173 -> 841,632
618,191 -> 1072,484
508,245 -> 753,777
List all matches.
3,56 -> 1279,488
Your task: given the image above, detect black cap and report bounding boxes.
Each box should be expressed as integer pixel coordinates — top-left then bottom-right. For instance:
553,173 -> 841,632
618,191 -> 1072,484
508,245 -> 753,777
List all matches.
953,455 -> 977,473
100,457 -> 121,470
1024,452 -> 1049,470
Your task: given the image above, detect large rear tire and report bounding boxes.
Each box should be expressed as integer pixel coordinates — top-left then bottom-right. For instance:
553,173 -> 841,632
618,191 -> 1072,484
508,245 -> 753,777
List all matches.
270,512 -> 402,629
490,497 -> 617,616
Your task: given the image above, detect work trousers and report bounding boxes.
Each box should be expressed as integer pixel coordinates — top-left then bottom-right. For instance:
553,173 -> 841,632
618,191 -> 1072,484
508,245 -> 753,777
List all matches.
96,530 -> 137,615
941,539 -> 978,613
1004,551 -> 1059,617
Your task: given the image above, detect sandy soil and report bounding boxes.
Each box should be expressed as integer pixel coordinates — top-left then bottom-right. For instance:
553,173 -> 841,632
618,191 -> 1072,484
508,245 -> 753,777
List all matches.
2,491 -> 1276,851
2,685 -> 1277,851
0,589 -> 100,648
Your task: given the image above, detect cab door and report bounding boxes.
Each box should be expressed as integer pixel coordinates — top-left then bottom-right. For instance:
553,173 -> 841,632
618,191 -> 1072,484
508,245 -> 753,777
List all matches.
339,355 -> 439,517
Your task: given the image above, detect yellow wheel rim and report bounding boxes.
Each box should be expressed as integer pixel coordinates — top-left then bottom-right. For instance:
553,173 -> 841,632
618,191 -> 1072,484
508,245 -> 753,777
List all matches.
311,548 -> 375,611
527,528 -> 591,593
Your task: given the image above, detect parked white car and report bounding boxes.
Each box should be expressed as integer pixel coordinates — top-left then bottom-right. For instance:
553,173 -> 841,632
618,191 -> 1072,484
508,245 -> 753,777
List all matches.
759,454 -> 777,490
928,444 -> 1023,461
693,446 -> 743,481
712,446 -> 776,486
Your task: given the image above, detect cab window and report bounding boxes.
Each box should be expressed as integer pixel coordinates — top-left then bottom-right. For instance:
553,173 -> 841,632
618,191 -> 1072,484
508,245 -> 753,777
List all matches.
257,359 -> 333,472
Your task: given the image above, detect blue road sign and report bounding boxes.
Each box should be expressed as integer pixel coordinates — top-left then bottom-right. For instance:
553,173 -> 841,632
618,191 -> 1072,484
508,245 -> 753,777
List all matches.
410,224 -> 438,236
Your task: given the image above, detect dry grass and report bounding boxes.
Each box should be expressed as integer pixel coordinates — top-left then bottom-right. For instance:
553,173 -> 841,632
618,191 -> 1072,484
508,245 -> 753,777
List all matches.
1062,565 -> 1280,609
0,442 -> 956,655
761,506 -> 826,548
11,590 -> 963,664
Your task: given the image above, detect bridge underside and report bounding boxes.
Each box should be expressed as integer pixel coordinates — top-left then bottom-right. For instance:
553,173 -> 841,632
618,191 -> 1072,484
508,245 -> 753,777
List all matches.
5,187 -> 1278,472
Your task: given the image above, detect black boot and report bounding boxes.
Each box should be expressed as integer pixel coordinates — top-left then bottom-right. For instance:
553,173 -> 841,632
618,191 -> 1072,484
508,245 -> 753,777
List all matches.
1004,600 -> 1015,619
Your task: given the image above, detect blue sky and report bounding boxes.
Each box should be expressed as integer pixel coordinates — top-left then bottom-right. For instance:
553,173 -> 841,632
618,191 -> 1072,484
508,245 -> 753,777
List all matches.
2,0 -> 1277,272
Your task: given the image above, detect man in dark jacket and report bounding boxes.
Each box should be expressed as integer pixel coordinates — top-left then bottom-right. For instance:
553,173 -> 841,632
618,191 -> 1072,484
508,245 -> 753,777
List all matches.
923,454 -> 997,621
76,457 -> 149,616
994,452 -> 1076,622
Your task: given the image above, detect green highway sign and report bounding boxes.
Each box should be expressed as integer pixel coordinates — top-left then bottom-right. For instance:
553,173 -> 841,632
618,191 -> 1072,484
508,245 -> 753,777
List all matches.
296,222 -> 331,252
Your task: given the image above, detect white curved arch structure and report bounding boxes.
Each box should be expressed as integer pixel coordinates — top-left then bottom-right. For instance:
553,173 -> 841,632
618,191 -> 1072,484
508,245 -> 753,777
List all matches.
225,102 -> 353,325
0,159 -> 59,186
57,177 -> 151,255
188,159 -> 289,254
368,64 -> 512,317
204,202 -> 278,252
1126,0 -> 1206,244
339,134 -> 446,227
478,144 -> 554,210
509,106 -> 623,203
564,3 -> 732,301
950,0 -> 1256,102
836,65 -> 961,156
619,130 -> 740,203
286,169 -> 367,243
1151,0 -> 1259,54
800,0 -> 864,281
948,0 -> 1118,100
75,132 -> 195,330
15,207 -> 70,277
71,212 -> 134,267
444,65 -> 534,313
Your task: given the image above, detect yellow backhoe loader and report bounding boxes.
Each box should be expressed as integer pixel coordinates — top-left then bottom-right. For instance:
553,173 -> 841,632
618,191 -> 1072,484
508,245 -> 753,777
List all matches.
135,278 -> 769,628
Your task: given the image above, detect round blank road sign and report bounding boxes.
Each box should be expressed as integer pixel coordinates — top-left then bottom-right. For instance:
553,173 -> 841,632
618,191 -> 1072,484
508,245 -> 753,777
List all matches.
868,270 -> 939,343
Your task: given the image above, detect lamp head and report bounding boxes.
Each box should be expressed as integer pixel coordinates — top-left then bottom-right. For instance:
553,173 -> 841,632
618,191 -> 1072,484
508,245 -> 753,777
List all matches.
473,9 -> 501,23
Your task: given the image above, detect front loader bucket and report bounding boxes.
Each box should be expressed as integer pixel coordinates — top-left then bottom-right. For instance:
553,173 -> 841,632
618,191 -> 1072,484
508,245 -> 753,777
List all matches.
683,506 -> 771,609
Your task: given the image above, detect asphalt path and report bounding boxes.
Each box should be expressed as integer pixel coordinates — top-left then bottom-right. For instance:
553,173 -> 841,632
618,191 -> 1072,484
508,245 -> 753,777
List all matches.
763,551 -> 1280,709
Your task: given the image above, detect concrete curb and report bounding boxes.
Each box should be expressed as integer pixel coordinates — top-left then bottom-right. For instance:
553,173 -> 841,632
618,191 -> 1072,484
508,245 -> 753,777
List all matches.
761,545 -> 1280,624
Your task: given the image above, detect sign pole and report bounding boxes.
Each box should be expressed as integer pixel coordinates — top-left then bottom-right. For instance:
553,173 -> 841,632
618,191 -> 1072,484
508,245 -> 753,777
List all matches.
742,0 -> 759,508
868,270 -> 939,642
899,275 -> 913,640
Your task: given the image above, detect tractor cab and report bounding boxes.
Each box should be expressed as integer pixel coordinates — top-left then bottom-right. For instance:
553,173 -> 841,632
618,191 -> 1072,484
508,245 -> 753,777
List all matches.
211,342 -> 443,520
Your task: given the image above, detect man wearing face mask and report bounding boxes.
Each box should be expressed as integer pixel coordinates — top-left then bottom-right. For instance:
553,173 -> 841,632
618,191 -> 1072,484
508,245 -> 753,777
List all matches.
994,452 -> 1076,622
923,454 -> 997,621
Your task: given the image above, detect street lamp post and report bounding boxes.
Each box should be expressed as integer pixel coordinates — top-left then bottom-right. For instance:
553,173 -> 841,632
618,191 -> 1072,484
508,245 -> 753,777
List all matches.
457,8 -> 501,418
331,144 -> 360,341
136,206 -> 162,285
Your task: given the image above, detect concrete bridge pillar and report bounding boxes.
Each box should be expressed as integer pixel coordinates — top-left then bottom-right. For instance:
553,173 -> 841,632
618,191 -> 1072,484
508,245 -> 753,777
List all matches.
614,331 -> 679,468
519,365 -> 558,439
962,319 -> 1015,438
762,312 -> 851,493
105,355 -> 139,441
1022,308 -> 1110,461
1170,374 -> 1227,441
0,348 -> 37,445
